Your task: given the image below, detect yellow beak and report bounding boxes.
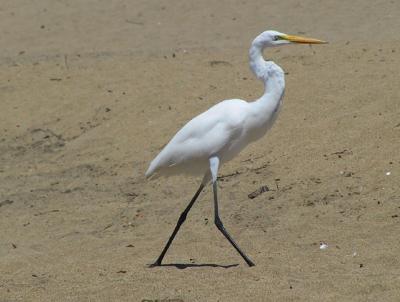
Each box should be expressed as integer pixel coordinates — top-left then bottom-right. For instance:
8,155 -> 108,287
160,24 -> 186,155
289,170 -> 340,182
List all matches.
281,34 -> 327,44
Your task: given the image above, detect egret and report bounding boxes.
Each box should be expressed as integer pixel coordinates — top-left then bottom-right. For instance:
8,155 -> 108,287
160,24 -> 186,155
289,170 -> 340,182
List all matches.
146,30 -> 326,267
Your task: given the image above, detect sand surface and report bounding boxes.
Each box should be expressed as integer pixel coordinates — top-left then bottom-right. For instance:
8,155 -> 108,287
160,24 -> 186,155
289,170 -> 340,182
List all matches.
1,0 -> 400,301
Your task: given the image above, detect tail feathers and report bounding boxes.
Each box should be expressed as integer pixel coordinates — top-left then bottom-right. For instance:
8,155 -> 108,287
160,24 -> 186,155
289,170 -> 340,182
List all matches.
145,160 -> 158,178
145,151 -> 168,178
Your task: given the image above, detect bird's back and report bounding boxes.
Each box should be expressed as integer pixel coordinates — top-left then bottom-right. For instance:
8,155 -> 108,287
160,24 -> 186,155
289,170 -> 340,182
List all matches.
145,99 -> 249,178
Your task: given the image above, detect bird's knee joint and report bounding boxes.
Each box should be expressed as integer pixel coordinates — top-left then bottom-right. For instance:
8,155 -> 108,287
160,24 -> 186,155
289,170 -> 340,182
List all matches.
178,212 -> 187,224
214,218 -> 223,229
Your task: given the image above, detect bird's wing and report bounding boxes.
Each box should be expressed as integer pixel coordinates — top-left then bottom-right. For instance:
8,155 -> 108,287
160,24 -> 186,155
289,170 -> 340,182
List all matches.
146,99 -> 248,177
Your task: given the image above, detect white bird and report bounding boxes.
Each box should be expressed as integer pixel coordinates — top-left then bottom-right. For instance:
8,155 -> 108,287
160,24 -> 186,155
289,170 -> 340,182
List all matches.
146,30 -> 326,267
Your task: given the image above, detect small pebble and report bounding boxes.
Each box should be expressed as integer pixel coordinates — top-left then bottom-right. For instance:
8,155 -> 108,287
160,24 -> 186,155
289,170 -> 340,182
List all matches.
319,242 -> 328,250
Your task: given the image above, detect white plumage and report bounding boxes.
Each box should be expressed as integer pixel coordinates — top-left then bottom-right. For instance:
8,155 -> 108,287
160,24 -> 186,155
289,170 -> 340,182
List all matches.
146,30 -> 326,267
145,30 -> 306,180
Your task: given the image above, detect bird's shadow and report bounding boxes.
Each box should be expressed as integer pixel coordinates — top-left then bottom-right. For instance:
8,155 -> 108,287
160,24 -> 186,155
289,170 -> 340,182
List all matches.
148,263 -> 239,269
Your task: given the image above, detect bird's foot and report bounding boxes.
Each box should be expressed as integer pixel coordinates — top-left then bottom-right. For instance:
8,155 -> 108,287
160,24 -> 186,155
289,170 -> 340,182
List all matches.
247,261 -> 256,267
148,260 -> 162,268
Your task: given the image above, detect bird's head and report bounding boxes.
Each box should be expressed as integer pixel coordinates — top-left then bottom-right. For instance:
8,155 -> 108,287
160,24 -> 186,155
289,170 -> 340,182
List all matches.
254,30 -> 327,47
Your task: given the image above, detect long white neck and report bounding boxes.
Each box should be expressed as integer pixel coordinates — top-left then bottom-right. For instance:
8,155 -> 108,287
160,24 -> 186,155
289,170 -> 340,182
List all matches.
248,39 -> 285,106
244,37 -> 286,142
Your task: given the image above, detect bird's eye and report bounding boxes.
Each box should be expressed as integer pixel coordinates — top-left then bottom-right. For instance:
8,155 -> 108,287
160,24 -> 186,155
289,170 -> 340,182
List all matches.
273,35 -> 281,41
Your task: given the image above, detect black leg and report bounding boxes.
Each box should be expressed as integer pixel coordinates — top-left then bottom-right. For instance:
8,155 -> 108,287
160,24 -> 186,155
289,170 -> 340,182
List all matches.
150,183 -> 205,267
213,181 -> 255,267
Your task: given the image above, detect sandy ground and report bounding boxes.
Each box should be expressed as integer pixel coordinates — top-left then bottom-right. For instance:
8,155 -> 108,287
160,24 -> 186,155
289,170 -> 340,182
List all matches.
1,0 -> 400,301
